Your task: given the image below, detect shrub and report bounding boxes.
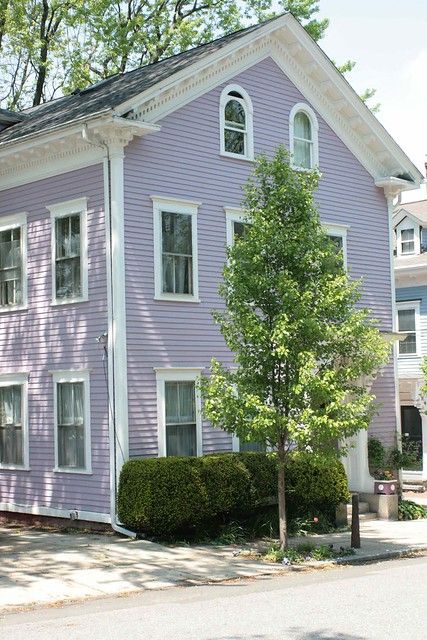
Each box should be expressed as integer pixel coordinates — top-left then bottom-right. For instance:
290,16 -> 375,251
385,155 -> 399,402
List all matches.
398,499 -> 427,521
118,452 -> 350,539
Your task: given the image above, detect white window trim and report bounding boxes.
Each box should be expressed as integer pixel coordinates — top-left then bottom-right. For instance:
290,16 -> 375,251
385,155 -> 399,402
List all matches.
225,207 -> 246,247
0,372 -> 29,471
220,84 -> 254,161
51,369 -> 92,474
396,219 -> 420,257
323,222 -> 349,270
396,301 -> 421,358
0,212 -> 28,313
154,367 -> 203,457
151,196 -> 201,302
289,102 -> 319,171
47,197 -> 88,305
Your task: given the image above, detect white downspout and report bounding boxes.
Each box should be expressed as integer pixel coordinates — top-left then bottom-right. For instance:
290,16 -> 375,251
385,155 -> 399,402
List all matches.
82,126 -> 136,538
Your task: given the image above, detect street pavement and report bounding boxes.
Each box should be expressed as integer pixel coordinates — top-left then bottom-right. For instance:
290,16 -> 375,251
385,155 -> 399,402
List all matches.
1,555 -> 426,639
1,517 -> 427,612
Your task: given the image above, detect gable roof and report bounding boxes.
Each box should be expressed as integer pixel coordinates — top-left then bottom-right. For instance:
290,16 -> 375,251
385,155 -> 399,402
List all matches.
0,12 -> 423,188
0,16 -> 279,146
394,200 -> 427,227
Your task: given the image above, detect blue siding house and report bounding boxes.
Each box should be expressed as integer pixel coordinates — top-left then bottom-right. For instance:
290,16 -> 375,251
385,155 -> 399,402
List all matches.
0,13 -> 423,528
394,192 -> 427,484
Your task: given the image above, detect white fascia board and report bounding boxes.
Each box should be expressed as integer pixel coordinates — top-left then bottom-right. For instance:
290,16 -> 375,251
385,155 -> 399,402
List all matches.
285,17 -> 422,185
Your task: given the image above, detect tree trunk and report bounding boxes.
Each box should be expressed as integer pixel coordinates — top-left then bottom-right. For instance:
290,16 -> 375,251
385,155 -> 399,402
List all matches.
277,439 -> 287,550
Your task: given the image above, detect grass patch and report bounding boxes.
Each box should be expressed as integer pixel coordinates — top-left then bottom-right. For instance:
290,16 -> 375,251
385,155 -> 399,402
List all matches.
263,542 -> 355,564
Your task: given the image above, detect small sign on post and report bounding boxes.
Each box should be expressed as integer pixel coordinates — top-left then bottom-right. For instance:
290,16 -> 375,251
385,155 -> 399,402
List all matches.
351,493 -> 361,549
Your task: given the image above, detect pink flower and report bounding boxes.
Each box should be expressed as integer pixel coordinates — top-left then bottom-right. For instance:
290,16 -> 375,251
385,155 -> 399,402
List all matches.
313,517 -> 319,524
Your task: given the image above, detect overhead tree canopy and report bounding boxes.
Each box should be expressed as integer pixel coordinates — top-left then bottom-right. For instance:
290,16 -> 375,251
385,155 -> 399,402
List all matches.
0,1 -> 376,111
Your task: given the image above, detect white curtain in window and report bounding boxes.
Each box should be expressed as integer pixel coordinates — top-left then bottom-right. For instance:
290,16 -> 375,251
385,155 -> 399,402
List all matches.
294,112 -> 312,169
55,215 -> 81,299
0,228 -> 22,306
165,381 -> 196,456
162,212 -> 193,294
0,385 -> 23,465
58,382 -> 85,468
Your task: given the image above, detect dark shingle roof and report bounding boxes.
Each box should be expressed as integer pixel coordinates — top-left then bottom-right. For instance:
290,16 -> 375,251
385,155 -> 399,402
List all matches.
0,16 -> 283,146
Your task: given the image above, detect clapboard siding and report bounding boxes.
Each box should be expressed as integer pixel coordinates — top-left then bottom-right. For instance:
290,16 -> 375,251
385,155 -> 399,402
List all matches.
396,284 -> 427,378
0,164 -> 110,516
123,56 -> 395,457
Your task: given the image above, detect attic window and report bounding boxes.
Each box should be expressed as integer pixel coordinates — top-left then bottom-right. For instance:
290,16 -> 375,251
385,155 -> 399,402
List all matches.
220,84 -> 254,161
289,103 -> 319,170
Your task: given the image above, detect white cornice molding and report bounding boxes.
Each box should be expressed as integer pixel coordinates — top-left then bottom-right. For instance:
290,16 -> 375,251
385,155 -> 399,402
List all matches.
0,116 -> 160,192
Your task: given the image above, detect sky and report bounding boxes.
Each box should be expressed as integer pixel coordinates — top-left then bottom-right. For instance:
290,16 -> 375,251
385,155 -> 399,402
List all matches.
315,0 -> 427,185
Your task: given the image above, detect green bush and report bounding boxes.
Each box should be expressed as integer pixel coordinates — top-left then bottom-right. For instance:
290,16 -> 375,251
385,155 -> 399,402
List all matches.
398,499 -> 427,521
118,452 -> 350,539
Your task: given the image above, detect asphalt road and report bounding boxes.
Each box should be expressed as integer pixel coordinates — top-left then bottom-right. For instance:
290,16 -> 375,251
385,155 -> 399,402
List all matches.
2,556 -> 426,640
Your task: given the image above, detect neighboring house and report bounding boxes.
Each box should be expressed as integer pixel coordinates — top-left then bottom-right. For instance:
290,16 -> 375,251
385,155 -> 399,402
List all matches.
0,13 -> 422,529
394,189 -> 427,484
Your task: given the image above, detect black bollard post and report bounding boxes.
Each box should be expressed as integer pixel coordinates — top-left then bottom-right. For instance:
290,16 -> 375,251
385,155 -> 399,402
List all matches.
351,493 -> 361,549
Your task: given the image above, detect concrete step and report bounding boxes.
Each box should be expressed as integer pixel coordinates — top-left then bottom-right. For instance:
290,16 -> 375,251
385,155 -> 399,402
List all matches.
347,501 -> 370,515
358,512 -> 378,522
402,484 -> 425,492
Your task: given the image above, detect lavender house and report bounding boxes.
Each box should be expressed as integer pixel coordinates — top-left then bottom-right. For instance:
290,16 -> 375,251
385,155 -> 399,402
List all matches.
0,14 -> 422,529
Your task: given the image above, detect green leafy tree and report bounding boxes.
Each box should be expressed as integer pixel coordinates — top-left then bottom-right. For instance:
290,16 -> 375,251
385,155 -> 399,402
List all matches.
202,147 -> 389,549
0,1 -> 376,110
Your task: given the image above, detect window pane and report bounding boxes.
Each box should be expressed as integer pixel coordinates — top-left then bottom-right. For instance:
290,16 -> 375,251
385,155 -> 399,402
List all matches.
162,212 -> 192,255
166,423 -> 197,456
0,385 -> 23,465
398,309 -> 416,332
233,221 -> 248,240
399,333 -> 417,355
165,381 -> 195,424
224,129 -> 245,155
56,257 -> 81,299
294,112 -> 312,140
401,241 -> 415,254
57,381 -> 85,469
224,99 -> 245,127
0,227 -> 22,306
328,235 -> 343,251
294,139 -> 312,169
401,229 -> 414,241
240,440 -> 266,452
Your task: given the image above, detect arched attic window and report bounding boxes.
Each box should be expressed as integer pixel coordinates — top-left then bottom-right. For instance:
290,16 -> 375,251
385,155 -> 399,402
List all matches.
220,85 -> 254,160
289,103 -> 319,170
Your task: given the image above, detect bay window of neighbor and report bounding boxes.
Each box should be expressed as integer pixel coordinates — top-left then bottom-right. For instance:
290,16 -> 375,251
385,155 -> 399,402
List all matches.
162,211 -> 193,295
398,308 -> 417,355
0,385 -> 23,466
55,214 -> 82,300
57,381 -> 85,469
0,226 -> 22,307
165,380 -> 197,456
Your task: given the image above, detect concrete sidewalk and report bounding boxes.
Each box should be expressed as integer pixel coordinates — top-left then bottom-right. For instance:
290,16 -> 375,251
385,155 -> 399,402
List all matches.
1,518 -> 427,612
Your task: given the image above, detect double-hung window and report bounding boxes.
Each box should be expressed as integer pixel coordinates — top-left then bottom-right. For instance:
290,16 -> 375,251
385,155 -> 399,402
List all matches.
48,198 -> 88,304
0,213 -> 27,310
52,370 -> 91,473
152,196 -> 200,302
155,368 -> 202,457
0,373 -> 29,469
397,302 -> 420,356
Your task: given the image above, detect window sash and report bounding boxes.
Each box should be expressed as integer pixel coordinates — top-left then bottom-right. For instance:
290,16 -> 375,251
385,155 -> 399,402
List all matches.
57,381 -> 85,469
55,214 -> 82,300
0,385 -> 23,465
294,137 -> 313,169
398,308 -> 417,355
165,381 -> 197,456
161,212 -> 193,294
0,227 -> 22,307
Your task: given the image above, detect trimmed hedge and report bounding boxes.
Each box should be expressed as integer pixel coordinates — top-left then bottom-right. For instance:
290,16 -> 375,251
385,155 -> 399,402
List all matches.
118,452 -> 349,538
